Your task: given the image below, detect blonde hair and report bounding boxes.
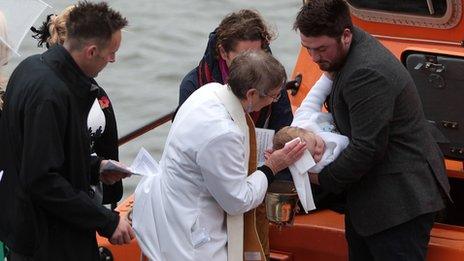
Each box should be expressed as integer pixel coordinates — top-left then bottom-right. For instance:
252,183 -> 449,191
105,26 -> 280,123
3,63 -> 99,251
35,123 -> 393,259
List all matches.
0,10 -> 9,110
273,126 -> 316,150
0,10 -> 9,66
47,6 -> 75,46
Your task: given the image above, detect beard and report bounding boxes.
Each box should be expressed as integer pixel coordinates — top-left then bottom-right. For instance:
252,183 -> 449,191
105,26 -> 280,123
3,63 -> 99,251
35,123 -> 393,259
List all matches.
316,59 -> 344,72
316,42 -> 348,72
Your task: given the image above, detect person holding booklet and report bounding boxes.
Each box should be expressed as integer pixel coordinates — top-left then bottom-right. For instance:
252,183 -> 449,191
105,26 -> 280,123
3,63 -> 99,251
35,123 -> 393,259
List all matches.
0,2 -> 134,260
133,50 -> 306,261
31,4 -> 123,208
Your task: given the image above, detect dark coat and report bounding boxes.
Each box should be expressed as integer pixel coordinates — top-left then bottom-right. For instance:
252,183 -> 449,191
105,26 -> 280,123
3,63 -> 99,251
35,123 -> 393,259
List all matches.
178,31 -> 293,132
0,45 -> 119,260
89,87 -> 123,205
319,27 -> 451,236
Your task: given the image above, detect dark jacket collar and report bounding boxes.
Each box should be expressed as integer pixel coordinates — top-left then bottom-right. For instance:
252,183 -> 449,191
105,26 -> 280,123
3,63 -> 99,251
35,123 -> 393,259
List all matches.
41,45 -> 98,98
347,27 -> 366,61
202,30 -> 222,82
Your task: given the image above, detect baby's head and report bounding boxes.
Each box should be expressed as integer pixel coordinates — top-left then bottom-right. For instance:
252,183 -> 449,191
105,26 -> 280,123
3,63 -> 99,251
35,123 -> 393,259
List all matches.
273,126 -> 325,162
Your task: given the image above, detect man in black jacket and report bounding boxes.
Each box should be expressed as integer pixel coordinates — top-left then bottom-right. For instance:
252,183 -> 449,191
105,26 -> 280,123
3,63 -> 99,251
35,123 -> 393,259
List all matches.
294,0 -> 450,260
0,2 -> 134,260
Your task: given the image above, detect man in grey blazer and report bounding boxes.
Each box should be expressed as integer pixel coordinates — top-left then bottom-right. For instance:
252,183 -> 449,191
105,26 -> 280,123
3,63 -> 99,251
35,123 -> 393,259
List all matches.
293,0 -> 450,260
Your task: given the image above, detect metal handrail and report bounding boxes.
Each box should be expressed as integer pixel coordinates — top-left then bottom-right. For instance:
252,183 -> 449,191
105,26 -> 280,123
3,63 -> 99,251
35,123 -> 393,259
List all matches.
116,79 -> 300,146
116,78 -> 301,146
117,110 -> 175,146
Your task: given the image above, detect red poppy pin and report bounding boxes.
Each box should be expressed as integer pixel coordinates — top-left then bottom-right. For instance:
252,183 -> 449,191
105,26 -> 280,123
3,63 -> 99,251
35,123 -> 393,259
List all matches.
98,96 -> 110,109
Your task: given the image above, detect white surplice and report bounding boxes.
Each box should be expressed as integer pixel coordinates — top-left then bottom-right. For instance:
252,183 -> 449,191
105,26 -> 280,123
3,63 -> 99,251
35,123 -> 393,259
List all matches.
133,83 -> 268,261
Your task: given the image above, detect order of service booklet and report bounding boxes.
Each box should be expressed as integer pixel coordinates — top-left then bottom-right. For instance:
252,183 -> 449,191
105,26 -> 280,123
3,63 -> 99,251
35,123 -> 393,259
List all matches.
100,147 -> 159,177
256,127 -> 275,165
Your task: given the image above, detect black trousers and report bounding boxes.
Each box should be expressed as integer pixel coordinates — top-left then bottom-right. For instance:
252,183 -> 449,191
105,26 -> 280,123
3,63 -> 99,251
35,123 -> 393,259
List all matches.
345,212 -> 437,261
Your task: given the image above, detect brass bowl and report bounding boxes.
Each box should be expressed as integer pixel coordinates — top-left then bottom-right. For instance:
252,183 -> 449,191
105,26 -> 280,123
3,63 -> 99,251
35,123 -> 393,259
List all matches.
265,181 -> 299,226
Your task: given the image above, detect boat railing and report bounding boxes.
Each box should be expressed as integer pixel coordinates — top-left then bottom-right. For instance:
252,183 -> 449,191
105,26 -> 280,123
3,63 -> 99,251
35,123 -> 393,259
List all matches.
117,110 -> 175,146
116,77 -> 302,147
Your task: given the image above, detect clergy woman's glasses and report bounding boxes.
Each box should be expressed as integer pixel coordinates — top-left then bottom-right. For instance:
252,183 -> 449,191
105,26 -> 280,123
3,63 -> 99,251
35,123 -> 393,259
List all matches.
264,90 -> 282,102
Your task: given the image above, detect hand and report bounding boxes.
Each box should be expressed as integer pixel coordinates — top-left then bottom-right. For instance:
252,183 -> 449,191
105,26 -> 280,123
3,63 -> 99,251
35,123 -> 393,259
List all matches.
265,138 -> 307,174
109,217 -> 135,245
100,160 -> 130,185
264,148 -> 274,161
308,172 -> 319,185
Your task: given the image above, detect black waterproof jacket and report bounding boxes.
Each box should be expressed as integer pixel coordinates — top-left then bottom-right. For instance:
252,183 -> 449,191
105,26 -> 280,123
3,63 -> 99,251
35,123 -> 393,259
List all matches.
89,86 -> 123,205
0,45 -> 119,260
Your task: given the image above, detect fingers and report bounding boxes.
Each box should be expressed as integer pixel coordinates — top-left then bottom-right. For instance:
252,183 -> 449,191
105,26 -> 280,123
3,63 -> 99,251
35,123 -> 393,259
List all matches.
288,141 -> 307,160
120,223 -> 135,244
264,151 -> 271,160
100,159 -> 109,172
122,228 -> 132,244
129,226 -> 136,239
282,140 -> 307,164
110,233 -> 129,245
109,231 -> 134,245
109,218 -> 135,245
111,172 -> 128,180
265,138 -> 309,173
112,160 -> 128,169
100,172 -> 128,185
282,137 -> 302,153
109,234 -> 122,245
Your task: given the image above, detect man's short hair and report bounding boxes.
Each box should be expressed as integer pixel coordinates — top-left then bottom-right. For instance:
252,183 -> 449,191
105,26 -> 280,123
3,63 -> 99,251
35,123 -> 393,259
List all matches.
293,0 -> 353,38
66,1 -> 128,50
228,50 -> 286,100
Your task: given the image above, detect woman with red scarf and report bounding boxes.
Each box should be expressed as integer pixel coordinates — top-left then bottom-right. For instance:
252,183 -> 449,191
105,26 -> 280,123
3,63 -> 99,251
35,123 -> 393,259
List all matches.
178,9 -> 293,131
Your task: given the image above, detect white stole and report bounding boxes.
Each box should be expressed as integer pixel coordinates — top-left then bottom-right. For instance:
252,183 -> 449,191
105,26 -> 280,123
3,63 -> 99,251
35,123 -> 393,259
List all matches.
213,85 -> 248,261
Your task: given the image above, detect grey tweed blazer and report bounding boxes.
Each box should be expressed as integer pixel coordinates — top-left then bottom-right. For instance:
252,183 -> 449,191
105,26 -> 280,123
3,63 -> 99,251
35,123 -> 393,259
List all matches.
319,27 -> 451,236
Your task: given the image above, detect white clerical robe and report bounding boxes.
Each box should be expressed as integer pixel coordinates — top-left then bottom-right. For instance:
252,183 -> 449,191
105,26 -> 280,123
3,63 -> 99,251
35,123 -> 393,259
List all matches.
133,83 -> 268,261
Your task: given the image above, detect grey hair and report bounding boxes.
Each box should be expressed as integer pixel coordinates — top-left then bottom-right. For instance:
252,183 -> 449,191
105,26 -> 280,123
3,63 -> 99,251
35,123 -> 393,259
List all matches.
228,50 -> 286,99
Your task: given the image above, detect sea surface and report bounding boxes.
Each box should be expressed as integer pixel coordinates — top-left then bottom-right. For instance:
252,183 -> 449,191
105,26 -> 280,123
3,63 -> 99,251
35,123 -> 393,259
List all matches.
6,0 -> 303,199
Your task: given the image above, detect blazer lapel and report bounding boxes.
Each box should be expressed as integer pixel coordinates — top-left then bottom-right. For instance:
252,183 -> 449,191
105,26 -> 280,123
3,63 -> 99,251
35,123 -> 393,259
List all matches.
329,72 -> 343,133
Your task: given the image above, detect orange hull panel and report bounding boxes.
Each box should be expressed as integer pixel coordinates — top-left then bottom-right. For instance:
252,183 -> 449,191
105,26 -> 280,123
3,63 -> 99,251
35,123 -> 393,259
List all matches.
97,198 -> 464,260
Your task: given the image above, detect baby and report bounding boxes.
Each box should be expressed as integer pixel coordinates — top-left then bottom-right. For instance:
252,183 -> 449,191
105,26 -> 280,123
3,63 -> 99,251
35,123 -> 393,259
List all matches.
273,126 -> 325,163
275,73 -> 349,173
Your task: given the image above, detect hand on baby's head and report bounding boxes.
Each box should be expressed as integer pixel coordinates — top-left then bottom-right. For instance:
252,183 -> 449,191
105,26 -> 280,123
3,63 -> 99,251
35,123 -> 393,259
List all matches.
274,126 -> 325,163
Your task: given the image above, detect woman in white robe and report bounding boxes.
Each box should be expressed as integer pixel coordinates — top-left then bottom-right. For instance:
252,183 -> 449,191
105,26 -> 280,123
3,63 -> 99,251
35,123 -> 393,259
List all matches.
133,51 -> 306,261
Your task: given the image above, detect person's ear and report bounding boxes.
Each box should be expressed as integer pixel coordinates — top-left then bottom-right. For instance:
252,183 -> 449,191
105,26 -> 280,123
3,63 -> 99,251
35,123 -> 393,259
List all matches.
245,88 -> 258,100
85,45 -> 98,59
218,45 -> 228,61
341,28 -> 352,47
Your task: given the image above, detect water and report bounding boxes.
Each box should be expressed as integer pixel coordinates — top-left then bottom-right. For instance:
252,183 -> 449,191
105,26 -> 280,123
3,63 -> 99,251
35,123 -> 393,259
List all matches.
5,0 -> 302,199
